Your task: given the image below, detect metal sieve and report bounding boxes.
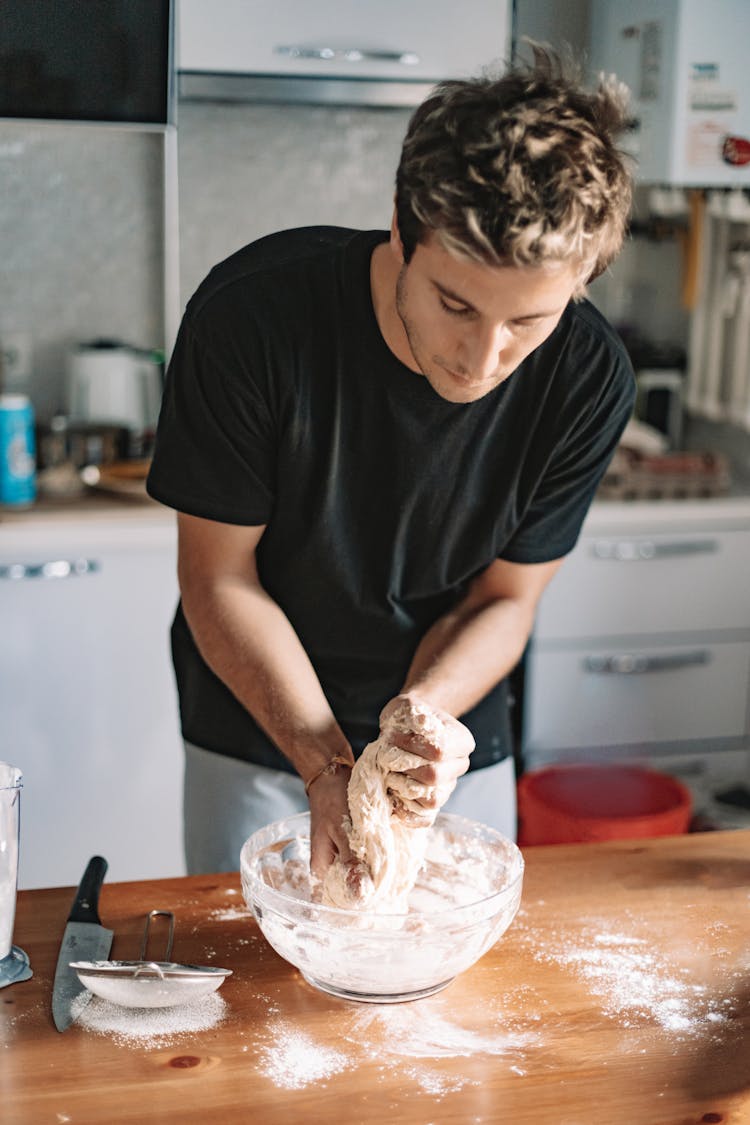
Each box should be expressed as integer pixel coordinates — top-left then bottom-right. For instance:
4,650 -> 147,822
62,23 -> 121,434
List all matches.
70,909 -> 232,1009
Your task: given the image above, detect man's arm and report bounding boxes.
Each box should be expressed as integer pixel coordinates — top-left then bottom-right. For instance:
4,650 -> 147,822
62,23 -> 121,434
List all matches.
175,512 -> 354,875
404,555 -> 564,711
382,556 -> 564,817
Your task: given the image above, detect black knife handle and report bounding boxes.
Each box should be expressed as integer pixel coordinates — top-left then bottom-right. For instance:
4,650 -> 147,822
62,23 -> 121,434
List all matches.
67,855 -> 108,925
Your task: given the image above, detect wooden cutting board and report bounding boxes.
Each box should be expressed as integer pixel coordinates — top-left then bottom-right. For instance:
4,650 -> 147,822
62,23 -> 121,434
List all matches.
2,829 -> 749,1124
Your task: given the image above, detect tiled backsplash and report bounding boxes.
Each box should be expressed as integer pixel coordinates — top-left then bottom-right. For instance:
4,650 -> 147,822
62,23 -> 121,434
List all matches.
0,101 -> 409,420
177,101 -> 409,306
1,122 -> 164,416
2,91 -> 689,424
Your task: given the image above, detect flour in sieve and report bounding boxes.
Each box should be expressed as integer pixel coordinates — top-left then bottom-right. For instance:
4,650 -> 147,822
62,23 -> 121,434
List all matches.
71,991 -> 226,1047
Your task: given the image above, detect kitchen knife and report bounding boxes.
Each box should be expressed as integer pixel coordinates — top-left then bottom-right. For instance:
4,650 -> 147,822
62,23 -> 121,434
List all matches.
51,855 -> 113,1032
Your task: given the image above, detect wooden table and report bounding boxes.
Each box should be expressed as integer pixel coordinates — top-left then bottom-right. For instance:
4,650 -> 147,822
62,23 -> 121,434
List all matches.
2,830 -> 749,1124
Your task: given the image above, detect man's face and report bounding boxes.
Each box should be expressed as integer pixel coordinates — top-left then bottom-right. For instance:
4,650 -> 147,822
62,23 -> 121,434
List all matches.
393,232 -> 581,404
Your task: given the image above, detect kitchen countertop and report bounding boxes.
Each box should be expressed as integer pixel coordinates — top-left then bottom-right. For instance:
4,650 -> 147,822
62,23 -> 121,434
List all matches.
3,414 -> 747,530
4,482 -> 750,539
0,488 -> 171,527
3,829 -> 749,1124
683,415 -> 750,496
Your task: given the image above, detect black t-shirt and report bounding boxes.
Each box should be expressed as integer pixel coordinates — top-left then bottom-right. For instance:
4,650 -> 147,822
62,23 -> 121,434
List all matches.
147,226 -> 635,772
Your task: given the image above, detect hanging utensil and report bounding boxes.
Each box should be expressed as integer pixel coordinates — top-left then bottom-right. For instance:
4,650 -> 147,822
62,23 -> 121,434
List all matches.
70,909 -> 231,1009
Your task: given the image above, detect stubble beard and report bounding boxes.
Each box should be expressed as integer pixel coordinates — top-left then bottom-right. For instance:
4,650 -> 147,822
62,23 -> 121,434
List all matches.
394,265 -> 428,379
394,266 -> 496,404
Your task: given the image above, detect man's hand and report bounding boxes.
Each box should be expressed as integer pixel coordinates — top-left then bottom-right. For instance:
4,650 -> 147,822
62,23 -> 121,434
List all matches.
307,764 -> 355,886
377,695 -> 474,826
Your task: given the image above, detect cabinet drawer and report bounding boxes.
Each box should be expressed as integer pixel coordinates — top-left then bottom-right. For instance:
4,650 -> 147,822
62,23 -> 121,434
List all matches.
523,641 -> 750,752
535,529 -> 750,639
178,0 -> 511,83
0,526 -> 184,889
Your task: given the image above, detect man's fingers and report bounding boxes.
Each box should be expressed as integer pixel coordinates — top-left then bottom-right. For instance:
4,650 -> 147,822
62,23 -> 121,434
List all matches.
379,696 -> 475,762
383,723 -> 474,763
390,794 -> 441,827
377,745 -> 426,772
309,833 -> 336,884
310,821 -> 352,883
378,744 -> 470,785
387,771 -> 435,802
386,771 -> 456,804
389,778 -> 456,814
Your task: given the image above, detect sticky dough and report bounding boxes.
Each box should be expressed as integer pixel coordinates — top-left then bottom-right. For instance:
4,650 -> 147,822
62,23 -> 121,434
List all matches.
319,699 -> 454,913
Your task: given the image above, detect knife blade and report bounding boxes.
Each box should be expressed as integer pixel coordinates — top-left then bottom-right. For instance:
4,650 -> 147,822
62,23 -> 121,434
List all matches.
51,855 -> 113,1032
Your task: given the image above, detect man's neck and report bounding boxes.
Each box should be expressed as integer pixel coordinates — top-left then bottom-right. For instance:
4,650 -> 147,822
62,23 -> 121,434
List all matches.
369,241 -> 415,371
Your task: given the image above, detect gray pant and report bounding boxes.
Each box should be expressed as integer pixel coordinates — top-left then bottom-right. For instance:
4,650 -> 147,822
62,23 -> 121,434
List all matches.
183,741 -> 517,875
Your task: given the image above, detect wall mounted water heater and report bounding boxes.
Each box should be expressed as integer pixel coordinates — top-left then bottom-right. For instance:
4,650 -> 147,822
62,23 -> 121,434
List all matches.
589,0 -> 750,186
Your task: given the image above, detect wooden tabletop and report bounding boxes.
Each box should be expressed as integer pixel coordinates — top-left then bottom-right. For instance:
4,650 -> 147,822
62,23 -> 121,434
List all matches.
3,829 -> 749,1125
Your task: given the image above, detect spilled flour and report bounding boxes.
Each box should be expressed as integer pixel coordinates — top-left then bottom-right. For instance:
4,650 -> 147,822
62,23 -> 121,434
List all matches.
514,908 -> 736,1035
71,991 -> 226,1047
257,1024 -> 351,1089
344,1002 -> 538,1059
250,908 -> 745,1093
252,995 -> 538,1095
207,905 -> 251,923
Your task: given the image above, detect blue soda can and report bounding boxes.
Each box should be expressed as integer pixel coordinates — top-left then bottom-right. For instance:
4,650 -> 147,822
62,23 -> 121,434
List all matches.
0,394 -> 36,507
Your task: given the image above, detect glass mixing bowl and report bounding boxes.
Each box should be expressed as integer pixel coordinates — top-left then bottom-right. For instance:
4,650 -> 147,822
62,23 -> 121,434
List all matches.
240,811 -> 524,1003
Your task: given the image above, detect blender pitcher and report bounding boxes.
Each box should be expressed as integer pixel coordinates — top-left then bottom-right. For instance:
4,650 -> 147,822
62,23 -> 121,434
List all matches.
0,763 -> 32,987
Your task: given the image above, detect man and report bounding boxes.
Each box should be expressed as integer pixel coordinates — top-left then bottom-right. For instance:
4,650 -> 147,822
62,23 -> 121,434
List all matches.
147,48 -> 635,878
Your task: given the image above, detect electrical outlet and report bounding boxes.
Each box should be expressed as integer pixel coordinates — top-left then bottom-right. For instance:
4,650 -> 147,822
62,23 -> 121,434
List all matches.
0,331 -> 32,392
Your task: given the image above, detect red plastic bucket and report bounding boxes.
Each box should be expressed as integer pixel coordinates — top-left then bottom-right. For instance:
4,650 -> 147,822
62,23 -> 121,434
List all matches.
517,764 -> 692,845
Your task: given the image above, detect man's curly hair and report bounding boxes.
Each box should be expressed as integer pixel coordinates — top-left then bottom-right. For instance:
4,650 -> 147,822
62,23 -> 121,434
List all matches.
395,44 -> 633,294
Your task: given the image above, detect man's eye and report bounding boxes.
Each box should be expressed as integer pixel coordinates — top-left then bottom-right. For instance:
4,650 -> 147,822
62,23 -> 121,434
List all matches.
439,297 -> 470,317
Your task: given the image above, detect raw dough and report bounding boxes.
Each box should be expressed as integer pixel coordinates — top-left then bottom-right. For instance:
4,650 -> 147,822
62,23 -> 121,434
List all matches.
319,699 -> 456,913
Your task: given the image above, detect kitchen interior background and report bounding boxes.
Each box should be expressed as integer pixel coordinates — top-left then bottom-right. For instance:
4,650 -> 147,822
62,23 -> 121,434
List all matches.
4,0 -> 750,891
0,0 -> 695,418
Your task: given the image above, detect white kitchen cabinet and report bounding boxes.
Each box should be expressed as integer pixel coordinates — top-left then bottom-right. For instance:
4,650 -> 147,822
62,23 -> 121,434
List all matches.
522,499 -> 750,778
177,0 -> 513,105
0,508 -> 186,889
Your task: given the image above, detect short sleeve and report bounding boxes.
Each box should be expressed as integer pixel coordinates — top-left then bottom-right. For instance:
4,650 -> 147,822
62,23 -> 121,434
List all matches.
147,304 -> 277,526
501,345 -> 635,564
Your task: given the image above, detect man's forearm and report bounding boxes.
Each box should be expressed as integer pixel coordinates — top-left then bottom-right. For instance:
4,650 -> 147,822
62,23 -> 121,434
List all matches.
402,593 -> 534,717
402,555 -> 563,717
181,574 -> 353,782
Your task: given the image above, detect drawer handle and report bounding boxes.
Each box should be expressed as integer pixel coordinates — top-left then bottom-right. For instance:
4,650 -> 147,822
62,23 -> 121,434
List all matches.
275,45 -> 421,66
0,558 -> 100,580
583,651 -> 711,675
592,539 -> 719,561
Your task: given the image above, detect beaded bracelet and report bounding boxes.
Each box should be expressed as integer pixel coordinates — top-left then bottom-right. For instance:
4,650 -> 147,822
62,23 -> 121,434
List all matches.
303,754 -> 353,796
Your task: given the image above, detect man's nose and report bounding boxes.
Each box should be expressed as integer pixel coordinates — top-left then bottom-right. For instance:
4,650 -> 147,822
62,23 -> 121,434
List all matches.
464,323 -> 511,379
